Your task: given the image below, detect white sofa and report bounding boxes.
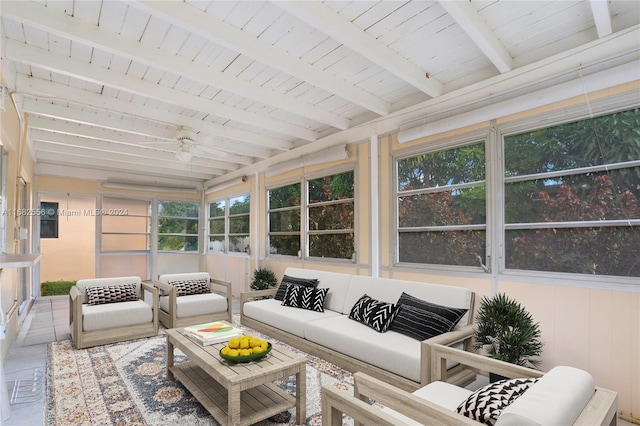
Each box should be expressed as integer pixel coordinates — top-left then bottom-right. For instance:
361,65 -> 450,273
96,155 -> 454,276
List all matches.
69,276 -> 158,349
241,268 -> 476,391
322,343 -> 618,426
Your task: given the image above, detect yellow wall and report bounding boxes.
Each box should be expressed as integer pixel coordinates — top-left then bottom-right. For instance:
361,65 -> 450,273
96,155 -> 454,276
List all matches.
38,193 -> 96,281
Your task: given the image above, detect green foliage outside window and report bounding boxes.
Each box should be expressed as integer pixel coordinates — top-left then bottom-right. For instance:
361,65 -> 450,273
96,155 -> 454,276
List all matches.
504,108 -> 640,277
158,201 -> 199,251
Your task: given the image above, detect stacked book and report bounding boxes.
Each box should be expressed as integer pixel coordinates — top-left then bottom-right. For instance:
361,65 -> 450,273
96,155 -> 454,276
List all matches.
183,321 -> 243,346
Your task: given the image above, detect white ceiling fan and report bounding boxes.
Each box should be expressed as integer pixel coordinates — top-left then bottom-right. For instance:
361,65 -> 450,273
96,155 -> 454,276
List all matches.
140,126 -> 228,162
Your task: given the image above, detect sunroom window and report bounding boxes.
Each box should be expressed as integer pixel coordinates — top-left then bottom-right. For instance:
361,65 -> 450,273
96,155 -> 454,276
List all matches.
503,108 -> 640,277
397,142 -> 487,267
157,201 -> 199,252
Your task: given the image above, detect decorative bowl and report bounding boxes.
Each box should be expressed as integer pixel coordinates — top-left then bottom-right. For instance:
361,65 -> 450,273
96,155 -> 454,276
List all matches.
219,343 -> 272,363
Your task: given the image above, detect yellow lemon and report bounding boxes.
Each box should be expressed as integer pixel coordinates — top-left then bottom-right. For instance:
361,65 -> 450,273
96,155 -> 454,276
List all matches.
239,338 -> 250,349
240,349 -> 252,356
228,337 -> 240,349
221,346 -> 231,355
252,346 -> 263,354
249,338 -> 261,348
260,341 -> 268,350
228,349 -> 239,357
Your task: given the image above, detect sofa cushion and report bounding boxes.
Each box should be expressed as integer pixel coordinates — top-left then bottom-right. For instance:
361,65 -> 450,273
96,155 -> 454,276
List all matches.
456,378 -> 539,426
82,300 -> 152,331
343,276 -> 473,330
495,366 -> 595,426
86,283 -> 138,305
159,293 -> 228,317
390,293 -> 468,341
168,278 -> 210,296
282,285 -> 329,312
348,294 -> 398,333
284,268 -> 353,313
243,298 -> 341,337
305,315 -> 422,381
274,275 -> 318,301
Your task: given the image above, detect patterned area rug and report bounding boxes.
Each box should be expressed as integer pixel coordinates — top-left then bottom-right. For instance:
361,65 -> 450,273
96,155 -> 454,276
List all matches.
45,323 -> 354,425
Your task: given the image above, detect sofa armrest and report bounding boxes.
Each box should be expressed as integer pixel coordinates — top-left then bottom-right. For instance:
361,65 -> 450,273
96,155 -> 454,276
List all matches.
351,372 -> 478,426
210,278 -> 233,322
141,282 -> 159,332
321,384 -> 407,426
240,288 -> 277,319
420,325 -> 475,385
429,343 -> 543,383
152,280 -> 174,296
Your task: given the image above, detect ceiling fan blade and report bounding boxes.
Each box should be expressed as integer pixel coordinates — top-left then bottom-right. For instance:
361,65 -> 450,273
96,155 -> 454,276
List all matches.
192,144 -> 229,157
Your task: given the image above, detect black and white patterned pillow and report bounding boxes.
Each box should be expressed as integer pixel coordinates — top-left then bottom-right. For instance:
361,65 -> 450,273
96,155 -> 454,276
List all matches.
348,294 -> 398,333
86,283 -> 138,305
389,293 -> 468,340
274,275 -> 318,301
168,279 -> 210,297
281,285 -> 329,312
456,377 -> 539,426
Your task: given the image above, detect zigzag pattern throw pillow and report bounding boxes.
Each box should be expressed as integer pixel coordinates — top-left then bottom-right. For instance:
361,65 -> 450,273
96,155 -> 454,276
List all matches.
282,285 -> 329,312
456,377 -> 539,425
168,279 -> 210,297
348,294 -> 398,333
86,283 -> 138,305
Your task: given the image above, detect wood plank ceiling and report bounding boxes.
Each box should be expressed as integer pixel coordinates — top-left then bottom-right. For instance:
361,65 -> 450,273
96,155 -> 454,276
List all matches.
1,1 -> 639,189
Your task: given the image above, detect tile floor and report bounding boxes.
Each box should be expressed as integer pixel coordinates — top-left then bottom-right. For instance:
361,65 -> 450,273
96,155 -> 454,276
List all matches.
2,296 -> 634,426
3,296 -> 69,426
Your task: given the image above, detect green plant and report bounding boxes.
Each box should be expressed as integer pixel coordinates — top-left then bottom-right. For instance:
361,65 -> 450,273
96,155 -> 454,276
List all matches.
250,267 -> 278,291
41,280 -> 76,296
473,293 -> 543,369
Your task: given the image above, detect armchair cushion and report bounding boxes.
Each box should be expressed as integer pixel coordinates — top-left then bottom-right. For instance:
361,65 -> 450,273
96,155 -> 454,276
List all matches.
456,377 -> 539,426
168,278 -> 210,296
159,293 -> 228,318
86,283 -> 138,305
82,300 -> 153,331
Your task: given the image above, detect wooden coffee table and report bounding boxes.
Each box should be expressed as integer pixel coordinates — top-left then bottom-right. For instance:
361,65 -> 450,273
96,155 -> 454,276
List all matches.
165,327 -> 307,426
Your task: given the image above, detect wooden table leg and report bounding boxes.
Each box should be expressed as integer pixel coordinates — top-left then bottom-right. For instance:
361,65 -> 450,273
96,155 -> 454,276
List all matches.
166,335 -> 174,380
296,365 -> 306,424
228,384 -> 241,426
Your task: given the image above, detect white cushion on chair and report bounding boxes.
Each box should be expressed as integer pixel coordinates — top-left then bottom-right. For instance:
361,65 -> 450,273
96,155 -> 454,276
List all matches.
82,300 -> 152,331
159,293 -> 228,317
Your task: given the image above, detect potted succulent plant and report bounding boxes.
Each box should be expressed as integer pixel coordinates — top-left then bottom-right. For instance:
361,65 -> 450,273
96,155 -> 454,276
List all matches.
250,267 -> 278,291
473,293 -> 543,380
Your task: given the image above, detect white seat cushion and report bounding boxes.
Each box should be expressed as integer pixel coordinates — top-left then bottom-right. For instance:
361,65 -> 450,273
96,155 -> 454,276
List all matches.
159,293 -> 227,317
381,381 -> 473,425
304,315 -> 423,381
243,299 -> 341,337
82,300 -> 152,331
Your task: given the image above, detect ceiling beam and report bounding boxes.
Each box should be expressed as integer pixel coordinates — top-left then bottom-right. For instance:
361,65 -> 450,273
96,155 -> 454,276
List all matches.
438,1 -> 513,73
276,1 -> 442,98
589,0 -> 613,38
30,130 -> 236,173
130,0 -> 392,116
0,0 -> 351,131
5,40 -> 318,142
17,79 -> 287,156
36,150 -> 220,181
29,117 -> 254,166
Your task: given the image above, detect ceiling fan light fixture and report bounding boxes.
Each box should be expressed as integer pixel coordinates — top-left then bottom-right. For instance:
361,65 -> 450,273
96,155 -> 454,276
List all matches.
176,147 -> 193,162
